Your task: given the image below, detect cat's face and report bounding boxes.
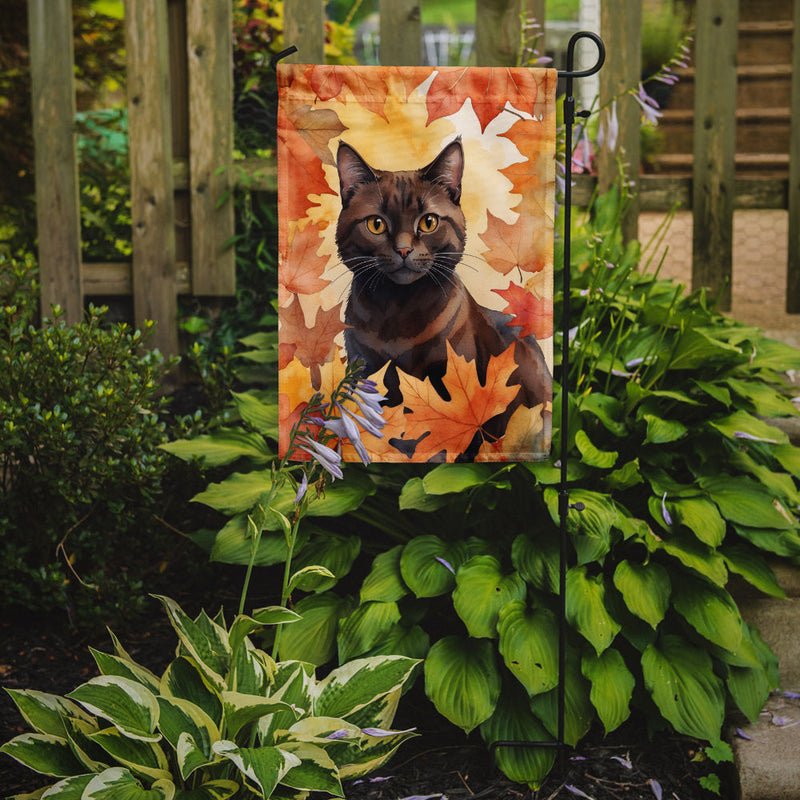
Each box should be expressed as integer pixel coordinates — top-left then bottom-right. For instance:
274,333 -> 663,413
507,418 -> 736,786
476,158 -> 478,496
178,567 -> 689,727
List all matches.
335,140 -> 467,287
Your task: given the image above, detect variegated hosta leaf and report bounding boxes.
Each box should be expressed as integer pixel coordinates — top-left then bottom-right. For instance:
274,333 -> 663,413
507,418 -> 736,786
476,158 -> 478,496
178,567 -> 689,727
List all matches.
171,779 -> 240,799
160,657 -> 222,727
334,726 -> 418,781
230,641 -> 276,696
452,556 -> 526,639
424,636 -> 501,734
4,689 -> 93,737
312,656 -> 420,721
0,732 -> 85,777
565,566 -> 621,655
480,681 -> 555,790
275,741 -> 343,796
612,560 -> 671,629
337,601 -> 401,663
496,601 -> 559,696
212,741 -> 300,798
90,649 -> 161,694
581,649 -> 635,735
642,634 -> 725,741
228,610 -> 299,658
221,691 -> 299,740
66,677 -> 160,742
156,696 -> 219,778
258,662 -> 315,745
39,773 -> 94,798
81,767 -> 174,799
61,716 -> 107,773
154,596 -> 231,690
88,727 -> 171,782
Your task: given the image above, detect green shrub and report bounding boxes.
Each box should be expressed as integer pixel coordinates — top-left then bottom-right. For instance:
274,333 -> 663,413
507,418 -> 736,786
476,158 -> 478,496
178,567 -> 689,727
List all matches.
167,183 -> 800,788
1,595 -> 419,798
0,253 -> 174,623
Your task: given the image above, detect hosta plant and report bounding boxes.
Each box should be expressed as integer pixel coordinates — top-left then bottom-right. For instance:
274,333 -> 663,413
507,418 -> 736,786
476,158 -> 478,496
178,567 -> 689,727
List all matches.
0,595 -> 419,800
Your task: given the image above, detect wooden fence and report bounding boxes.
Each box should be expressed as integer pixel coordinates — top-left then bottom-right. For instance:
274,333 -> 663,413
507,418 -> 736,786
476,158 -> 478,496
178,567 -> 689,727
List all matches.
28,0 -> 800,355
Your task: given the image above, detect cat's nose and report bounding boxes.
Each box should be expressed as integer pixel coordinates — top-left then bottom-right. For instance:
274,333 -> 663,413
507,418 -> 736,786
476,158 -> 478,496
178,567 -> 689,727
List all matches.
395,246 -> 413,260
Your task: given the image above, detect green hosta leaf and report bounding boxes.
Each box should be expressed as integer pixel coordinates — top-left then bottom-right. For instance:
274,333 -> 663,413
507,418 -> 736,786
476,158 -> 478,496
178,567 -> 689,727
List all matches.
668,496 -> 726,547
192,471 -> 272,514
733,524 -> 800,558
67,677 -> 160,742
362,624 -> 430,660
725,378 -> 799,417
208,516 -> 298,567
229,609 -> 299,656
497,601 -> 558,696
642,634 -> 725,741
399,536 -> 468,597
672,575 -> 743,653
580,392 -> 627,436
773,443 -> 800,477
693,380 -> 732,407
288,565 -> 336,594
511,534 -> 559,593
721,543 -> 786,598
643,414 -> 688,444
452,556 -> 526,639
337,601 -> 402,662
612,560 -> 670,629
277,592 -> 352,665
422,463 -> 495,494
212,741 -> 299,797
155,597 -> 231,690
581,649 -> 635,734
575,430 -> 618,468
528,650 -> 593,747
314,656 -> 420,721
566,567 -> 621,655
4,689 -> 93,737
82,768 -> 174,799
424,637 -> 501,733
398,477 -> 450,511
748,337 -> 800,371
160,658 -> 222,727
668,328 -> 743,371
709,409 -> 788,445
700,475 -> 797,530
727,663 -> 773,723
231,391 -> 279,437
544,488 -> 617,565
173,780 -> 239,800
88,728 -> 170,782
649,529 -> 728,586
0,733 -> 85,777
90,650 -> 161,694
160,428 -> 272,467
221,692 -> 297,740
276,741 -> 343,796
606,459 -> 644,491
291,535 -> 361,592
360,545 -> 409,603
480,682 -> 555,789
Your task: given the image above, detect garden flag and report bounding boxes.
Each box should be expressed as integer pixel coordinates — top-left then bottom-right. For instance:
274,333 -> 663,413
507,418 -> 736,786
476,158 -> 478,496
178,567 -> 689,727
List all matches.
277,64 -> 556,462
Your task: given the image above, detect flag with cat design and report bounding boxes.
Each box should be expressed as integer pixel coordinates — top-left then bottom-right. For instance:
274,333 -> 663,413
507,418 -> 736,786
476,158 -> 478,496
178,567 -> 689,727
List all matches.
278,64 -> 556,462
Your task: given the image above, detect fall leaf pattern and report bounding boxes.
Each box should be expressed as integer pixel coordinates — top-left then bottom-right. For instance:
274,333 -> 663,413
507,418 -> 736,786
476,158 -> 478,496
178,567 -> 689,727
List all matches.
277,64 -> 556,462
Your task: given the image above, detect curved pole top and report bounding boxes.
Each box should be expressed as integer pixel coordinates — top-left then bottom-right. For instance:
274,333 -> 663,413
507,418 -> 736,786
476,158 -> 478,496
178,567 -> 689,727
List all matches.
558,31 -> 605,80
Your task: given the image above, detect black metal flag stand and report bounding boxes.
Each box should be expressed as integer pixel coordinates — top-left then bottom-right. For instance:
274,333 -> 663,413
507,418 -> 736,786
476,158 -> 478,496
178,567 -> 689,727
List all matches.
490,30 -> 605,776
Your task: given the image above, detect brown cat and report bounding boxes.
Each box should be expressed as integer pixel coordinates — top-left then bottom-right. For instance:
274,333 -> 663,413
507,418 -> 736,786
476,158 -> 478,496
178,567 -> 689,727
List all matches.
335,138 -> 552,455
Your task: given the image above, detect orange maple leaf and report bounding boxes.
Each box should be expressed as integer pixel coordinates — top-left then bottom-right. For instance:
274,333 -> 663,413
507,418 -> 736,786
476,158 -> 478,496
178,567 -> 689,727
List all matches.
285,105 -> 348,167
277,104 -> 337,222
493,281 -> 553,340
397,342 -> 520,460
279,297 -> 347,384
306,65 -> 390,120
280,222 -> 330,302
479,211 -> 547,276
425,67 -> 540,132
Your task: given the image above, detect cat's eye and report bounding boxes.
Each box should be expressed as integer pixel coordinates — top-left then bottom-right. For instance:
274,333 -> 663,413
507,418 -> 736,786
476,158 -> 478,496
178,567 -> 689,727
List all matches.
418,214 -> 439,233
365,216 -> 387,235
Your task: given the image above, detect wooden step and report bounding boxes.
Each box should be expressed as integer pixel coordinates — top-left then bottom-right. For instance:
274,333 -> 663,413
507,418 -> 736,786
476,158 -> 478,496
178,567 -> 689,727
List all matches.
649,152 -> 789,178
737,20 -> 794,66
737,0 -> 794,22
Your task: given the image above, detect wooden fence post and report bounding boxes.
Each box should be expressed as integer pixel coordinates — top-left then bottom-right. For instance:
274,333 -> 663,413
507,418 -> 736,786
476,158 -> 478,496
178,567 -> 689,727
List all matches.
126,0 -> 178,355
787,0 -> 800,313
284,0 -> 325,64
379,0 -> 422,66
475,0 -> 521,67
187,0 -> 235,295
598,0 -> 641,244
692,0 -> 738,311
28,0 -> 83,324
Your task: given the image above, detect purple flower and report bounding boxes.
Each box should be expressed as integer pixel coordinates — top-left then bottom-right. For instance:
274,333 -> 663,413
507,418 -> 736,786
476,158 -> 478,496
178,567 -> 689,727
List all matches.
435,556 -> 455,574
649,779 -> 663,800
736,727 -> 755,741
361,726 -> 416,737
733,431 -> 779,444
326,729 -> 350,740
661,492 -> 673,526
597,100 -> 619,153
293,472 -> 308,504
565,786 -> 595,799
611,755 -> 632,769
325,407 -> 371,465
633,83 -> 662,125
296,435 -> 344,480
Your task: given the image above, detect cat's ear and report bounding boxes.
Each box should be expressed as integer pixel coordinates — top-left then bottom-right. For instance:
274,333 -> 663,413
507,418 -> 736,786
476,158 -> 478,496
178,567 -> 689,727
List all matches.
423,139 -> 464,204
337,143 -> 376,206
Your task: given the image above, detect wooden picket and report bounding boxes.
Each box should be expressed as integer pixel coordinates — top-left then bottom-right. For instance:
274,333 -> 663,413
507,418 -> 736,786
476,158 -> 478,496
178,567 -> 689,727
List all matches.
25,0 -> 799,356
